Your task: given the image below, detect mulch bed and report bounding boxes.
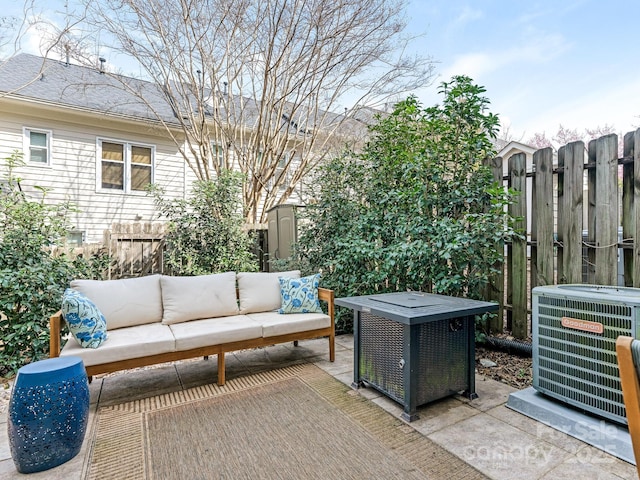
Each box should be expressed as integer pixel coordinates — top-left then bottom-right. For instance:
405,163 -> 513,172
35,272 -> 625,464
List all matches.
475,345 -> 533,390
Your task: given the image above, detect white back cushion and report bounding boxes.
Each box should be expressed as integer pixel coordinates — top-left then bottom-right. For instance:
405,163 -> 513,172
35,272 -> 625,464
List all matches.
70,275 -> 162,330
237,270 -> 300,314
161,272 -> 239,324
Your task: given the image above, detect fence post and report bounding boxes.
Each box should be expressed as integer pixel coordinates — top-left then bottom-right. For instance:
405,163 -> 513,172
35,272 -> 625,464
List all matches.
508,153 -> 528,339
586,140 -> 597,284
561,141 -> 585,283
103,229 -> 112,280
623,129 -> 640,287
483,156 -> 504,333
557,147 -> 565,283
595,134 -> 619,285
532,147 -> 554,286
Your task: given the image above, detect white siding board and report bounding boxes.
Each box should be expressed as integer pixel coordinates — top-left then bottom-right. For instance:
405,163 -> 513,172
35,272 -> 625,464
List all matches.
0,103 -> 188,243
2,93 -> 315,243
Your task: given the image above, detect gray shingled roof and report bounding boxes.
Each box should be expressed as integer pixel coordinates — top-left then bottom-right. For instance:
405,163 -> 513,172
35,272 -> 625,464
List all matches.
0,53 -> 179,124
0,53 -> 379,135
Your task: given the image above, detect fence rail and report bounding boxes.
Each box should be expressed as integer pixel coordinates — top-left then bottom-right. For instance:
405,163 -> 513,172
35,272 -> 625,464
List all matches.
485,128 -> 640,339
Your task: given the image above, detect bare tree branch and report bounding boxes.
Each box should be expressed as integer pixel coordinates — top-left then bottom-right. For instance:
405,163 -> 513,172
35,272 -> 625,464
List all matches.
75,0 -> 435,223
1,1 -> 92,97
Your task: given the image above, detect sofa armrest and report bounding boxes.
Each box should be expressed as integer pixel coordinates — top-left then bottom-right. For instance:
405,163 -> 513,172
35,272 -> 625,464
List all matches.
50,310 -> 63,358
318,287 -> 335,330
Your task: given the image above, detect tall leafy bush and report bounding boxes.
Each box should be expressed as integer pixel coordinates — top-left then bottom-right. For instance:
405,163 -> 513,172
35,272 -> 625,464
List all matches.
150,171 -> 258,275
0,152 -> 106,375
293,76 -> 516,332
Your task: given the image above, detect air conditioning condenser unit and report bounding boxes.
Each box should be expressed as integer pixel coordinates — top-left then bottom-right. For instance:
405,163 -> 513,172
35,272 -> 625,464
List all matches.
533,284 -> 640,425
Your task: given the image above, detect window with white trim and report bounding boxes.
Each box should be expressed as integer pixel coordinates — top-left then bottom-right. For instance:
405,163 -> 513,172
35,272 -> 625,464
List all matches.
269,153 -> 290,191
97,139 -> 154,192
210,142 -> 224,170
65,231 -> 85,246
23,128 -> 52,165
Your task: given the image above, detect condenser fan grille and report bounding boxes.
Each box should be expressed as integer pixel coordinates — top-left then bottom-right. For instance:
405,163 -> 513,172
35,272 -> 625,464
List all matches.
539,296 -> 632,318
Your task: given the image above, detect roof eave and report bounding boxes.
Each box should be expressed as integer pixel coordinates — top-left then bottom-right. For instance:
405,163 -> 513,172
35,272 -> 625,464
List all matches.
0,93 -> 183,129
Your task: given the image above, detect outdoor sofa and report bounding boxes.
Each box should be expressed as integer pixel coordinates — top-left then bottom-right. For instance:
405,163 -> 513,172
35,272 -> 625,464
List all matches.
49,271 -> 335,384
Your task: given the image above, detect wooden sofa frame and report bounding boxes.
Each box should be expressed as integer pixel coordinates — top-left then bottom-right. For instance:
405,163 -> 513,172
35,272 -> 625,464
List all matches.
615,335 -> 640,475
49,287 -> 335,386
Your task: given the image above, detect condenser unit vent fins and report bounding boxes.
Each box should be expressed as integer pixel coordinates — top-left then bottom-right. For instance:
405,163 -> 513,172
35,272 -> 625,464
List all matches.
532,285 -> 640,425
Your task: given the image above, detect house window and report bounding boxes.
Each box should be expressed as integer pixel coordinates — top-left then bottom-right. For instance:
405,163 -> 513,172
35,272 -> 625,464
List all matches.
269,153 -> 290,191
210,143 -> 224,170
66,231 -> 84,246
131,146 -> 152,191
101,141 -> 124,190
98,139 -> 154,192
23,128 -> 51,165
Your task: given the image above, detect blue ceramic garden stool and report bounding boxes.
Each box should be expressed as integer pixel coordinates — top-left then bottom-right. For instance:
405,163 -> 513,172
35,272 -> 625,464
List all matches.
7,356 -> 90,474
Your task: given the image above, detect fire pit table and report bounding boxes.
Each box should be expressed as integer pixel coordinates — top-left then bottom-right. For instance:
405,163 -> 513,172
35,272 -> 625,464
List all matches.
335,291 -> 498,421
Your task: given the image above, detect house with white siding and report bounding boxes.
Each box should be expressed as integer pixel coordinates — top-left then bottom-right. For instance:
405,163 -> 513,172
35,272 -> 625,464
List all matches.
0,54 -> 199,243
0,54 -> 370,244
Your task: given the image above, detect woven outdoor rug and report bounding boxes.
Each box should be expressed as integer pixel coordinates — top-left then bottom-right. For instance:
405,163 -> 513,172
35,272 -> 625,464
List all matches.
83,364 -> 488,479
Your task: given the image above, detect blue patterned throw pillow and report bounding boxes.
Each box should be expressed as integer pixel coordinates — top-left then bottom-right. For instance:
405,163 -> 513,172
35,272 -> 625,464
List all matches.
278,273 -> 323,314
61,288 -> 108,348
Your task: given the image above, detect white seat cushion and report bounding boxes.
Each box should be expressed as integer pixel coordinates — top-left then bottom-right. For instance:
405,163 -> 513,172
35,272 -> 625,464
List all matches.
237,270 -> 300,314
169,315 -> 263,350
59,323 -> 175,366
70,275 -> 163,330
247,311 -> 331,337
161,272 -> 239,324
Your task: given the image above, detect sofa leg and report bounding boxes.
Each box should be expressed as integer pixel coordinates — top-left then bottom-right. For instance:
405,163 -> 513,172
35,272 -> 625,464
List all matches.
88,376 -> 93,384
329,335 -> 335,362
217,353 -> 225,386
204,355 -> 209,360
293,340 -> 299,347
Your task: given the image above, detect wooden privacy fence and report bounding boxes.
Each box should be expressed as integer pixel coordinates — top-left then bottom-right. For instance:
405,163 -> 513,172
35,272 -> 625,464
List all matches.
50,223 -> 165,279
103,222 -> 166,279
483,129 -> 640,340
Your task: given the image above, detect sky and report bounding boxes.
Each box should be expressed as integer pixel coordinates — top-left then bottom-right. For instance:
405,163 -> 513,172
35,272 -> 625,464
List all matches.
405,0 -> 640,143
3,0 -> 639,144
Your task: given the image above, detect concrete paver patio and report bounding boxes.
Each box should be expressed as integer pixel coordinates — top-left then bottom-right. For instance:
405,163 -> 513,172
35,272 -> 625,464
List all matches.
0,334 -> 636,479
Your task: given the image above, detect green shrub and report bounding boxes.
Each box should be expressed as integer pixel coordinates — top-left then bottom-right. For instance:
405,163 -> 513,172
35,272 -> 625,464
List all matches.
0,152 -> 106,375
150,170 -> 258,275
291,76 -> 517,333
